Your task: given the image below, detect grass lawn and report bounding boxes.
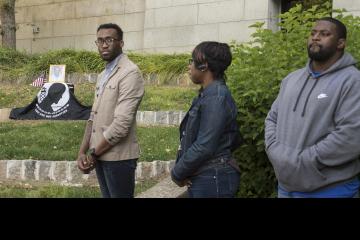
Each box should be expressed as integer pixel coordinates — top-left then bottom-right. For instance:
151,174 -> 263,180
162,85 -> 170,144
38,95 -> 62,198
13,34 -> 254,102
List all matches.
140,85 -> 197,111
0,121 -> 178,161
0,83 -> 197,111
0,179 -> 158,198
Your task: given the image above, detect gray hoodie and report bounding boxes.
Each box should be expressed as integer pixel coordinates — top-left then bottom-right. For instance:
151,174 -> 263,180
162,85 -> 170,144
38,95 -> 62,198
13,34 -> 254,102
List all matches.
265,52 -> 360,192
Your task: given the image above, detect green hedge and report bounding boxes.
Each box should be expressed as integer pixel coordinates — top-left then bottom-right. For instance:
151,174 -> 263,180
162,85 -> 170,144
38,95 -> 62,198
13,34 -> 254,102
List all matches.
0,48 -> 189,84
227,3 -> 360,197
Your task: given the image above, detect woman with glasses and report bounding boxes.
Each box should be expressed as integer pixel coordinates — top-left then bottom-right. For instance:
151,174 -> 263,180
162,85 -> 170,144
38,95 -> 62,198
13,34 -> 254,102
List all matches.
171,41 -> 243,198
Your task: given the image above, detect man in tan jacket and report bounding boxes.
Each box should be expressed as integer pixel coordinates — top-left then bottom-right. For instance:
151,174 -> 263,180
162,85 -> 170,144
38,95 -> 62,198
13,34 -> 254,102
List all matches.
77,23 -> 144,198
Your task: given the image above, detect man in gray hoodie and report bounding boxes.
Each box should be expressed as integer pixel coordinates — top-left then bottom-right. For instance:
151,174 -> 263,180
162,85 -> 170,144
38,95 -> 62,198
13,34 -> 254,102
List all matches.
265,17 -> 360,198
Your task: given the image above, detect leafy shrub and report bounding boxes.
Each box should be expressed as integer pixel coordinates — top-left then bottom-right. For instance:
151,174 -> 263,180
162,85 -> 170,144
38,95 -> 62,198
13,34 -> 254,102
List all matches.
0,47 -> 32,81
0,48 -> 190,84
128,53 -> 190,84
227,3 -> 360,197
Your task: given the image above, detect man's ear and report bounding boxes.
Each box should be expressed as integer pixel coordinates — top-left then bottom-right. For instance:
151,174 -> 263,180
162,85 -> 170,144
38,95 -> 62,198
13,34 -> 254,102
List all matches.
120,40 -> 124,48
337,38 -> 346,51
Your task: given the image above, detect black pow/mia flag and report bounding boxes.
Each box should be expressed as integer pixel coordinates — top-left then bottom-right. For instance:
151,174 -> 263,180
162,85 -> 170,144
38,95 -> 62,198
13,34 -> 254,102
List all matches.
10,83 -> 91,120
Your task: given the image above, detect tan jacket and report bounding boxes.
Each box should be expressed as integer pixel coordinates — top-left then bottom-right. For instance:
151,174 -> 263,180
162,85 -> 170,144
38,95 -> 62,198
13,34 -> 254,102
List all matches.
89,54 -> 144,161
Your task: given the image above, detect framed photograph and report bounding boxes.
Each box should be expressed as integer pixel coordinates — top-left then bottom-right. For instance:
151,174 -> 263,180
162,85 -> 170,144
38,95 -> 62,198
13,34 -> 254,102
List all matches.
49,65 -> 66,83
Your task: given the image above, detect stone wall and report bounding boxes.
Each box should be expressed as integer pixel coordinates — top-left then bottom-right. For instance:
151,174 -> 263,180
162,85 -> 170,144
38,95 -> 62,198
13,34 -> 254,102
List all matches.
143,0 -> 281,53
0,108 -> 186,126
1,0 -> 282,53
2,1 -> 359,53
66,72 -> 194,86
136,111 -> 187,126
333,0 -> 360,17
0,159 -> 175,186
13,0 -> 145,53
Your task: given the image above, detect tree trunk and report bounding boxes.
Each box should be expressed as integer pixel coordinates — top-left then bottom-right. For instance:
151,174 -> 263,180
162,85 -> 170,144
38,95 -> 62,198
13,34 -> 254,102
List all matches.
0,0 -> 16,49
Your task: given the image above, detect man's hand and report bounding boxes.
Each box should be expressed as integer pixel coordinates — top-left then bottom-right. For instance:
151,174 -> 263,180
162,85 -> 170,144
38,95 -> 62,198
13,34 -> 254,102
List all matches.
76,153 -> 96,174
86,154 -> 96,171
77,153 -> 88,173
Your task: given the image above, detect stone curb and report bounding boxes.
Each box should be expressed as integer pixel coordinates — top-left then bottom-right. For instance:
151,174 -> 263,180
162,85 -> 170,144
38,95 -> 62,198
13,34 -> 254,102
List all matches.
0,160 -> 175,186
0,109 -> 185,126
66,73 -> 193,86
136,111 -> 186,126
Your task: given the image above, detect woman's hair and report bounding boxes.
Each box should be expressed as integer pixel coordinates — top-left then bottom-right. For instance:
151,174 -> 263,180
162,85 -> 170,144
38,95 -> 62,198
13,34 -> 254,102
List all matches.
192,41 -> 232,80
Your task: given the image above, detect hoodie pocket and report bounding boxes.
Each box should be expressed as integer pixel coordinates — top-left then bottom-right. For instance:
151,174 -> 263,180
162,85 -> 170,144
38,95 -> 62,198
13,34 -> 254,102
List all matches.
266,142 -> 287,178
288,156 -> 327,191
267,142 -> 327,191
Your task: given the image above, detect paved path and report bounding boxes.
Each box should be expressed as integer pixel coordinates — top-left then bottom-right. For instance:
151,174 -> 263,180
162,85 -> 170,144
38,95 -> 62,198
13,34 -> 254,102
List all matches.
136,176 -> 188,198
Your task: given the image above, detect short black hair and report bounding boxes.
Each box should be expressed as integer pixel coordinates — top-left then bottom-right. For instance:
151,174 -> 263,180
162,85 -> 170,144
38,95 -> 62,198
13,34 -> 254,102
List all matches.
97,23 -> 123,40
192,41 -> 232,80
318,17 -> 347,39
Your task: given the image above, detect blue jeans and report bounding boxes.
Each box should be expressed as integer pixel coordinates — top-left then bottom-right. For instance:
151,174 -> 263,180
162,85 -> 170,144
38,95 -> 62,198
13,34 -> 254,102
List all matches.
277,177 -> 360,198
95,159 -> 137,198
187,164 -> 240,198
278,191 -> 360,198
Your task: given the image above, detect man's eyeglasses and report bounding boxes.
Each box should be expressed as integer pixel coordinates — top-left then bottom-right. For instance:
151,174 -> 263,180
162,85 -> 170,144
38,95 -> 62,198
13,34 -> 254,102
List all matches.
95,38 -> 120,46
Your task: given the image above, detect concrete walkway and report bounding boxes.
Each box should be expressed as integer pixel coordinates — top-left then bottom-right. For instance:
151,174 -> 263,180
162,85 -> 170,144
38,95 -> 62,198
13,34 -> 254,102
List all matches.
136,176 -> 188,198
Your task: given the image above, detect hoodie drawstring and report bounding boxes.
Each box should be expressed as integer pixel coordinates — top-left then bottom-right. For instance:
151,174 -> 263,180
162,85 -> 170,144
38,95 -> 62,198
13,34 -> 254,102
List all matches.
293,74 -> 311,113
301,78 -> 319,117
292,74 -> 320,117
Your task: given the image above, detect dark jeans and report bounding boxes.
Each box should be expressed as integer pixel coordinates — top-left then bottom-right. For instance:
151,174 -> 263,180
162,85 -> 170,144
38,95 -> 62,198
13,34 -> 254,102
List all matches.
95,159 -> 137,198
187,163 -> 240,198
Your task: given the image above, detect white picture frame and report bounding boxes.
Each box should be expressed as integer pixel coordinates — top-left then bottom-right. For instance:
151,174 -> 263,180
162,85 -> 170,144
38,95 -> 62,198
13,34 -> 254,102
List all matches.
49,65 -> 66,83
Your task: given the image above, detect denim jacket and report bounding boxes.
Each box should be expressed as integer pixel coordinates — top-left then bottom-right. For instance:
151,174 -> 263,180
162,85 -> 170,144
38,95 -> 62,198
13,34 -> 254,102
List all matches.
171,80 -> 242,182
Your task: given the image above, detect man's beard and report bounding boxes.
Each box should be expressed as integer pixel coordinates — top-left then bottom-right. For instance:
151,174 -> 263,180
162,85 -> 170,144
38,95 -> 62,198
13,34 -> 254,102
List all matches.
307,44 -> 336,62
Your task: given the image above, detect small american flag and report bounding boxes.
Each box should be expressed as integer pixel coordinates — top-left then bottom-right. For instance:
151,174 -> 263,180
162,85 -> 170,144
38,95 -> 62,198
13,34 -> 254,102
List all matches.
31,72 -> 46,87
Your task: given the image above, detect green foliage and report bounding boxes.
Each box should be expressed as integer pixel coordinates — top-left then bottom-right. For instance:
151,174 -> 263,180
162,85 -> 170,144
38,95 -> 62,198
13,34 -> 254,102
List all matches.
5,49 -> 105,82
287,0 -> 332,10
0,48 -> 190,84
0,47 -> 31,80
128,53 -> 190,84
0,47 -> 29,66
335,12 -> 360,65
227,4 -> 360,197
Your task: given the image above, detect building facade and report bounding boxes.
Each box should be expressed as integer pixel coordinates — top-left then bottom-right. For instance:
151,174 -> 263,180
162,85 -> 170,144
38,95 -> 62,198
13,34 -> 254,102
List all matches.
1,0 -> 359,53
333,0 -> 360,16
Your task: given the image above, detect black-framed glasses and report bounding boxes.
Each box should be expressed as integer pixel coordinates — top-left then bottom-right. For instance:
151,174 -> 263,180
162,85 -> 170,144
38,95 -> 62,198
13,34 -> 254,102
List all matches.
95,37 -> 120,46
